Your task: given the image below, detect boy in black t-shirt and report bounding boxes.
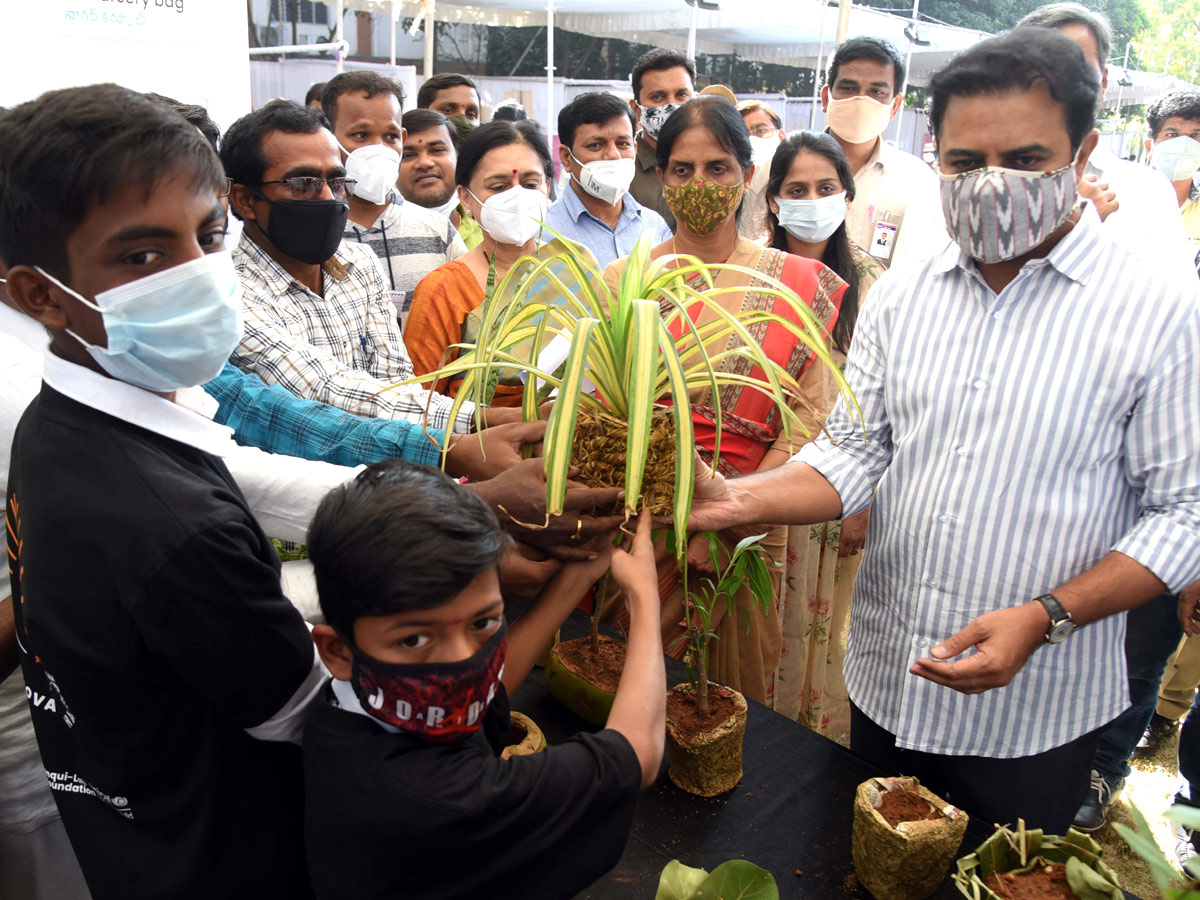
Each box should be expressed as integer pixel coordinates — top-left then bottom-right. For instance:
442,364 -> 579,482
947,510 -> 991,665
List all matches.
2,86 -> 323,899
304,460 -> 666,900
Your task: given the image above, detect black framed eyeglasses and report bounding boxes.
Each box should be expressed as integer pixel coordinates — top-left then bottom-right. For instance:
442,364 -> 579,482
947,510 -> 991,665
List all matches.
257,176 -> 357,200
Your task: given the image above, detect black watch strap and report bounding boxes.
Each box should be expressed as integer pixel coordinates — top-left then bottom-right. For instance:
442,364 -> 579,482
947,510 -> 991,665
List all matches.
1035,593 -> 1075,643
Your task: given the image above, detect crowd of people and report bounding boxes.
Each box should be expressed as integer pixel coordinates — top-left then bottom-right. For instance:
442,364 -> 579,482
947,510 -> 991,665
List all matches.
2,1 -> 1200,897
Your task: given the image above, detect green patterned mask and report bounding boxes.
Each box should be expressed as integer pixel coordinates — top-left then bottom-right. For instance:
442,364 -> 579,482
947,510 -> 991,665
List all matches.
663,175 -> 745,236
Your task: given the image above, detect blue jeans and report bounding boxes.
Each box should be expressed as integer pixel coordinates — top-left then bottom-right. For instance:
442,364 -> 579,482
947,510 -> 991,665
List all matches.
1093,594 -> 1181,782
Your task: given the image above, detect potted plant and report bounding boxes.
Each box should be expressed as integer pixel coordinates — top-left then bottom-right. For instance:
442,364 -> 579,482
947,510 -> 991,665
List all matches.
954,821 -> 1122,900
544,572 -> 626,726
1113,802 -> 1200,899
402,231 -> 856,540
852,776 -> 968,900
655,858 -> 778,900
501,711 -> 547,760
663,531 -> 776,798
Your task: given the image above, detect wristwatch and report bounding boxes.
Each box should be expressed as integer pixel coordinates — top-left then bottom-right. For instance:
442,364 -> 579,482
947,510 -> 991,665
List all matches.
1034,593 -> 1075,644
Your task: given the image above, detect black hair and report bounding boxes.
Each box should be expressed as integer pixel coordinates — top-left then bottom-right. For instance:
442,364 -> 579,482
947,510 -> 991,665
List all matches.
220,100 -> 328,220
929,27 -> 1098,154
765,132 -> 860,353
737,100 -> 782,130
558,91 -> 637,151
455,119 -> 553,187
417,73 -> 479,110
654,95 -> 752,174
145,92 -> 221,151
1017,3 -> 1112,68
308,460 -> 512,640
631,48 -> 697,104
492,99 -> 528,122
305,82 -> 327,107
1147,90 -> 1200,139
825,36 -> 905,95
0,84 -> 223,280
321,70 -> 405,130
403,108 -> 459,150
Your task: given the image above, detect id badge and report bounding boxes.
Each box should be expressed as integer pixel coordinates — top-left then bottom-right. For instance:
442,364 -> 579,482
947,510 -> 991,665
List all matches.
870,220 -> 898,261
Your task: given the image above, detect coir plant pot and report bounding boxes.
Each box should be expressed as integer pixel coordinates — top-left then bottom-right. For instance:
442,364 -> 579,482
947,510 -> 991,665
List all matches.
500,711 -> 547,760
954,824 -> 1122,900
852,776 -> 969,900
665,682 -> 747,797
544,635 -> 625,726
570,405 -> 675,517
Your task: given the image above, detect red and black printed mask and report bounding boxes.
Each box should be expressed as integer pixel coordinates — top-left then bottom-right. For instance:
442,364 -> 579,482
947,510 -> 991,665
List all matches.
347,624 -> 507,743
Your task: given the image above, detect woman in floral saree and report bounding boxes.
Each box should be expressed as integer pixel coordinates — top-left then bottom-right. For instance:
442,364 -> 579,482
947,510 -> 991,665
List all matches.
600,97 -> 846,704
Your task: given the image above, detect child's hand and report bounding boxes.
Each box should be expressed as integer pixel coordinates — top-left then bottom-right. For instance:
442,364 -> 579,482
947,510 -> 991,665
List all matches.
561,532 -> 619,585
610,513 -> 657,599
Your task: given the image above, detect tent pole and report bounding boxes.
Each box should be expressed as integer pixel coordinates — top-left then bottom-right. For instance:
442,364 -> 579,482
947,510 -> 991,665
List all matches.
891,0 -> 917,144
390,1 -> 397,66
688,0 -> 698,61
424,0 -> 436,78
335,0 -> 345,72
546,0 -> 556,135
809,0 -> 830,128
835,0 -> 851,44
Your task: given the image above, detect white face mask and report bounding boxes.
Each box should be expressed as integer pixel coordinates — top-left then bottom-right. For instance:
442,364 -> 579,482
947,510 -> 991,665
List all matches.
569,151 -> 635,206
468,185 -> 550,246
38,251 -> 243,392
748,134 -> 782,167
1152,135 -> 1200,182
340,142 -> 401,205
429,192 -> 461,219
775,192 -> 848,243
825,95 -> 894,145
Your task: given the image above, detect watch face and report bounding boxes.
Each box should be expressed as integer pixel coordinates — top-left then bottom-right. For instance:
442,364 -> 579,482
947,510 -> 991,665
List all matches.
1047,621 -> 1075,644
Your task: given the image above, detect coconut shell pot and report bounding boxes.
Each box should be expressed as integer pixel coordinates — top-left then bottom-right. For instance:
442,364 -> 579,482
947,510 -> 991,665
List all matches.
954,825 -> 1122,900
665,682 -> 748,797
501,711 -> 547,760
852,776 -> 968,900
544,635 -> 626,726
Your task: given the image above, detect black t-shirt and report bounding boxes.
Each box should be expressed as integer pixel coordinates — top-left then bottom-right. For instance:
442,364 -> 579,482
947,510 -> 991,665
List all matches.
303,683 -> 642,900
6,386 -> 316,900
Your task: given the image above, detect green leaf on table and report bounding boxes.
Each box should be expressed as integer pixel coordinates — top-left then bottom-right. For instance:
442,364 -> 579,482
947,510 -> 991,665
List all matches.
1064,856 -> 1122,900
656,860 -> 710,900
695,860 -> 779,900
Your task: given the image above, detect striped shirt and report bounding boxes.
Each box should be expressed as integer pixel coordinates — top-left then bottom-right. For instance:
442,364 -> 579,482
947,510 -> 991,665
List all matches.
343,193 -> 467,329
231,233 -> 476,434
796,212 -> 1200,758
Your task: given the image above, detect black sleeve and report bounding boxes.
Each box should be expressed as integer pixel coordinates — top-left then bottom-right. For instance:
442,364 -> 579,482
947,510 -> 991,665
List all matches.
130,521 -> 315,729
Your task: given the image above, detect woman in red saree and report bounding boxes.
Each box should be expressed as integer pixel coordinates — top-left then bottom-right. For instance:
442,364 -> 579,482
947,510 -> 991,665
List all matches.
601,96 -> 845,703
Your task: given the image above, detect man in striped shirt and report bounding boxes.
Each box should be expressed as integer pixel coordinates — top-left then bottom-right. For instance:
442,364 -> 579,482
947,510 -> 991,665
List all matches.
689,28 -> 1200,831
322,72 -> 467,329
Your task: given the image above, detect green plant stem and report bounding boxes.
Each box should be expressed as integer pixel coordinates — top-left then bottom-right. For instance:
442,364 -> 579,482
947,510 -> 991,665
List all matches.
590,573 -> 608,655
698,639 -> 709,718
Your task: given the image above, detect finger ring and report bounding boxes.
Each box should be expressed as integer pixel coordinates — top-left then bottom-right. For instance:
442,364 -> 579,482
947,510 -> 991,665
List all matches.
572,519 -> 583,540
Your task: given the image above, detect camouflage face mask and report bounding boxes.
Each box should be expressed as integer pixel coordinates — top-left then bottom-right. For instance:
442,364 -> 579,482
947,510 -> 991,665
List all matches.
663,175 -> 745,236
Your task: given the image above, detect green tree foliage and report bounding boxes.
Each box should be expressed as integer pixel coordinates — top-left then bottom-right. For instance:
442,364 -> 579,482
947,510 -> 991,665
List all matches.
1134,0 -> 1200,81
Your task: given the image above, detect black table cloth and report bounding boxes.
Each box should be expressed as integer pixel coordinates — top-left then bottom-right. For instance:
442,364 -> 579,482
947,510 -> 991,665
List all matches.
509,613 -> 994,900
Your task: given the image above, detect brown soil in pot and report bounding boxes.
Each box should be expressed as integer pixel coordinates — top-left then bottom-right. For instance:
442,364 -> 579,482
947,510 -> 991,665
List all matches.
665,683 -> 747,797
878,788 -> 941,827
556,635 -> 626,693
984,865 -> 1074,900
570,406 -> 675,517
665,684 -> 743,742
506,720 -> 528,746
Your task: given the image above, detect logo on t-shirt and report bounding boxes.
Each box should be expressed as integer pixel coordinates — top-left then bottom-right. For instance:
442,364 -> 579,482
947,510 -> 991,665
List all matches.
46,771 -> 135,820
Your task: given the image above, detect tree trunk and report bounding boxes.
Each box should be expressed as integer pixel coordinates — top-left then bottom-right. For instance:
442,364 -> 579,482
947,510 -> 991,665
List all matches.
589,573 -> 608,655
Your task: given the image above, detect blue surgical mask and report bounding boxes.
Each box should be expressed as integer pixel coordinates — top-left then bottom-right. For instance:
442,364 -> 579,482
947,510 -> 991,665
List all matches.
38,251 -> 243,392
775,192 -> 848,243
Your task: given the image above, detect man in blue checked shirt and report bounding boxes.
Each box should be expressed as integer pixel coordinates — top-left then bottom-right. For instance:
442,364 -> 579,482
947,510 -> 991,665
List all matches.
689,27 -> 1200,832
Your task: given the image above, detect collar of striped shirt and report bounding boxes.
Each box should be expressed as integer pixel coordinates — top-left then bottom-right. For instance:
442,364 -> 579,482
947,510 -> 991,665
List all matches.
236,231 -> 357,298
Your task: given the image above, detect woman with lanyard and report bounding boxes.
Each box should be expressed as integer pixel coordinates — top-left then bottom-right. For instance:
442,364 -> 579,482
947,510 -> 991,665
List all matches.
762,130 -> 884,736
601,97 -> 846,705
405,120 -> 594,406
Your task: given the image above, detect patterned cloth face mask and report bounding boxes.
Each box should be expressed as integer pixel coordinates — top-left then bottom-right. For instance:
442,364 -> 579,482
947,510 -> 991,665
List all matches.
939,161 -> 1079,264
347,623 -> 507,744
639,103 -> 681,142
663,175 -> 745,236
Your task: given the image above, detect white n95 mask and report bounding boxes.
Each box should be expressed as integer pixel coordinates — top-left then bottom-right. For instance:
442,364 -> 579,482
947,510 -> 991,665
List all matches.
570,153 -> 636,206
341,143 -> 402,205
469,185 -> 550,246
775,192 -> 848,243
38,251 -> 243,392
1152,136 -> 1200,183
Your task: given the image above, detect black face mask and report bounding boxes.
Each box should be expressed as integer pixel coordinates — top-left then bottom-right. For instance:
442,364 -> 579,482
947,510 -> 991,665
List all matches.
260,197 -> 349,266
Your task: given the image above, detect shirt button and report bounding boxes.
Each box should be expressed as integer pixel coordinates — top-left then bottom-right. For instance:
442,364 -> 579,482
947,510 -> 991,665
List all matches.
992,311 -> 1004,320
938,514 -> 950,523
927,579 -> 938,588
973,379 -> 987,389
956,446 -> 969,457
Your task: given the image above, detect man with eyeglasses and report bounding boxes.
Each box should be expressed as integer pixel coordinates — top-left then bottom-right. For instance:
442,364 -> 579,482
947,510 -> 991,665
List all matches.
223,101 -> 521,433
